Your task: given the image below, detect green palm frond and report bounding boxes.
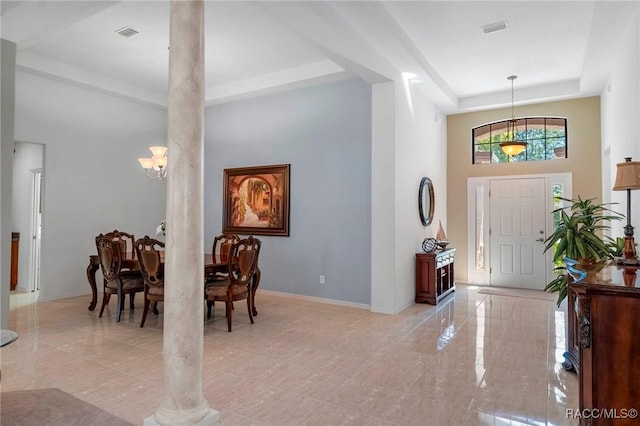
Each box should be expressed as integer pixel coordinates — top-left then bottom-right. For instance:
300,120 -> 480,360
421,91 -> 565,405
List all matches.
544,197 -> 622,306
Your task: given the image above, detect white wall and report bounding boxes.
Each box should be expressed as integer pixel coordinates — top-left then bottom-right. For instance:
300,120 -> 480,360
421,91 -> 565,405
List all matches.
371,82 -> 396,313
371,79 -> 448,313
601,5 -> 640,238
1,39 -> 16,328
393,81 -> 448,312
14,70 -> 167,301
11,142 -> 43,291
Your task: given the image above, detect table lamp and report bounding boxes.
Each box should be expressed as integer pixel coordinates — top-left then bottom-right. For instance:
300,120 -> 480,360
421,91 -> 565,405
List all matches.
612,157 -> 640,263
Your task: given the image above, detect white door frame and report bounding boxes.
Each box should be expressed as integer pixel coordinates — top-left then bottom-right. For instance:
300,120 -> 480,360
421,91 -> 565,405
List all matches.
466,172 -> 572,286
29,169 -> 43,292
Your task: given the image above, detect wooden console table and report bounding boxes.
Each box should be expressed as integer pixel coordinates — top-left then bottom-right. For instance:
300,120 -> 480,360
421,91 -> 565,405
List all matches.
415,248 -> 455,304
567,263 -> 640,425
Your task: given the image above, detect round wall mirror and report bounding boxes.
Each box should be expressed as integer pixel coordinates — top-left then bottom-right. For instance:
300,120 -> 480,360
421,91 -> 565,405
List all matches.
418,177 -> 435,226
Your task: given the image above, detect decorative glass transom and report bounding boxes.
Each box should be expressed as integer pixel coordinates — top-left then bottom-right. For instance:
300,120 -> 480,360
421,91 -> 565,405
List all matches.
472,117 -> 567,164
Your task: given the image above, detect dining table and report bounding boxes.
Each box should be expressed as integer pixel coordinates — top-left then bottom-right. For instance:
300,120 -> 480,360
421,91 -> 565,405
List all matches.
86,252 -> 260,316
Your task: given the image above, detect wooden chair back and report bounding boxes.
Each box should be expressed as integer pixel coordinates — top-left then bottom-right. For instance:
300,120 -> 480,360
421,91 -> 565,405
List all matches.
228,236 -> 261,287
105,230 -> 135,260
95,234 -> 122,282
212,233 -> 240,257
134,236 -> 165,288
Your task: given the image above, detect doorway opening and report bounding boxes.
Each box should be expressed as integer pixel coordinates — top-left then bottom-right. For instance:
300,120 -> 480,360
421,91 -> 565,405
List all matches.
11,141 -> 44,303
466,173 -> 572,289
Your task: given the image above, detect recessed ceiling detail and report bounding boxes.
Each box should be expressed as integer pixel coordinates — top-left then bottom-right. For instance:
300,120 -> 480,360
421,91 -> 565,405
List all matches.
481,21 -> 508,35
114,26 -> 139,38
2,1 -> 633,112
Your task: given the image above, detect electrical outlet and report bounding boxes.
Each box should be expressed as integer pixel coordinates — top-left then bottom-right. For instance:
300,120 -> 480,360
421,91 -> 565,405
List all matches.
319,275 -> 325,284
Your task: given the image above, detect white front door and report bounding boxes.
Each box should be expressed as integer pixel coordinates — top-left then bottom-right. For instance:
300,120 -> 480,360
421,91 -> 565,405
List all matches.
489,178 -> 547,289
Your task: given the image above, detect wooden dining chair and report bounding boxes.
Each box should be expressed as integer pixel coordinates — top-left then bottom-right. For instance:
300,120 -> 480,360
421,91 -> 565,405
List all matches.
104,229 -> 138,309
134,236 -> 165,328
95,234 -> 145,322
205,233 -> 240,284
204,236 -> 261,332
104,230 -> 136,260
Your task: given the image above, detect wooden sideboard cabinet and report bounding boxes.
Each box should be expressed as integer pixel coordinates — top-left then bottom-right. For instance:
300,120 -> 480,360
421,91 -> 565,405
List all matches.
563,280 -> 581,374
567,263 -> 640,426
415,248 -> 455,305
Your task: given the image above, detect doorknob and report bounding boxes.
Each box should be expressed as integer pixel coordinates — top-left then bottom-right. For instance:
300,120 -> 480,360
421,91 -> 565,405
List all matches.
536,237 -> 544,242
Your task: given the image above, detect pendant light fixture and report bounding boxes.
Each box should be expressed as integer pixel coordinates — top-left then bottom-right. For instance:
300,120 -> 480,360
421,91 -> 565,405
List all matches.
500,75 -> 527,157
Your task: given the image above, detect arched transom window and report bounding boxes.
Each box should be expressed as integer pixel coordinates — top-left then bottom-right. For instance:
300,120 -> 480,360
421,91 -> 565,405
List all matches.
472,117 -> 567,164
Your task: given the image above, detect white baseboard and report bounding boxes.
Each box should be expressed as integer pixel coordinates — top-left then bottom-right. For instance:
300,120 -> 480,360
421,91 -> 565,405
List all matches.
257,289 -> 371,311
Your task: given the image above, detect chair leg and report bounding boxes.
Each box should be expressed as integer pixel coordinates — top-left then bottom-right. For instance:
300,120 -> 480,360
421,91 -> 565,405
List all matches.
116,287 -> 123,322
223,302 -> 235,316
246,297 -> 254,324
140,297 -> 150,328
152,302 -> 159,315
99,292 -> 110,318
226,300 -> 233,332
129,293 -> 135,309
206,300 -> 213,319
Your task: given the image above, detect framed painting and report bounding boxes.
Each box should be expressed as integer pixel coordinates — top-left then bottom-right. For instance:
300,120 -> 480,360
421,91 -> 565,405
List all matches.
223,164 -> 290,236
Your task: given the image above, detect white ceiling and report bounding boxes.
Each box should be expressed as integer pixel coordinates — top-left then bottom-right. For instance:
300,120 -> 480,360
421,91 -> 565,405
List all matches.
1,1 -> 637,114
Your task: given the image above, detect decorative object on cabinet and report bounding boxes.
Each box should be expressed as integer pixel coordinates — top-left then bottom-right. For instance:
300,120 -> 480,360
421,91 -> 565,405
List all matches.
421,237 -> 438,253
612,157 -> 640,264
436,220 -> 448,249
223,164 -> 290,236
564,263 -> 640,425
564,256 -> 607,284
418,177 -> 434,226
415,248 -> 455,305
542,197 -> 621,306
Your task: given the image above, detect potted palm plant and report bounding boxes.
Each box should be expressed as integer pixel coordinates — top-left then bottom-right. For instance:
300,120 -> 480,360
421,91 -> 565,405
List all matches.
543,197 -> 622,306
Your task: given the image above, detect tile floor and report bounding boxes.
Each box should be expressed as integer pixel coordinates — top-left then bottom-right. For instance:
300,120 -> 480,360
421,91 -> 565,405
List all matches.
0,285 -> 578,425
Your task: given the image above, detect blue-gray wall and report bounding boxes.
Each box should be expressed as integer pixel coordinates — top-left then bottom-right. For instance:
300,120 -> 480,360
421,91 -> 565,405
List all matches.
204,78 -> 372,305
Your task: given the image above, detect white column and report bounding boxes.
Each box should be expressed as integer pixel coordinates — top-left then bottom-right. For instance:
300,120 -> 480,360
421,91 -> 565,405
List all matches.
145,1 -> 218,425
1,39 -> 17,330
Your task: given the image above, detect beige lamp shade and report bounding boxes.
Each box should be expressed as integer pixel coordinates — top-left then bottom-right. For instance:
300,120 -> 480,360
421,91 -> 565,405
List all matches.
499,115 -> 527,157
154,155 -> 167,169
500,141 -> 527,156
613,158 -> 640,190
149,146 -> 168,157
138,158 -> 155,169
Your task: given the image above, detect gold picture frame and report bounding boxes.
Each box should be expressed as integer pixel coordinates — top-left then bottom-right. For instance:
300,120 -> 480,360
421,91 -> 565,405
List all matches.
223,164 -> 290,236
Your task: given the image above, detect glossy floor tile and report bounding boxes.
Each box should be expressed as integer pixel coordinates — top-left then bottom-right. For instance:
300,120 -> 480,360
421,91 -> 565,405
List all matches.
0,285 -> 578,425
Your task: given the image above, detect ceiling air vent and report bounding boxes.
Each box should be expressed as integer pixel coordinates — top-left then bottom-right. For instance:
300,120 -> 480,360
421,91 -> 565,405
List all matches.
481,21 -> 508,35
115,26 -> 139,38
